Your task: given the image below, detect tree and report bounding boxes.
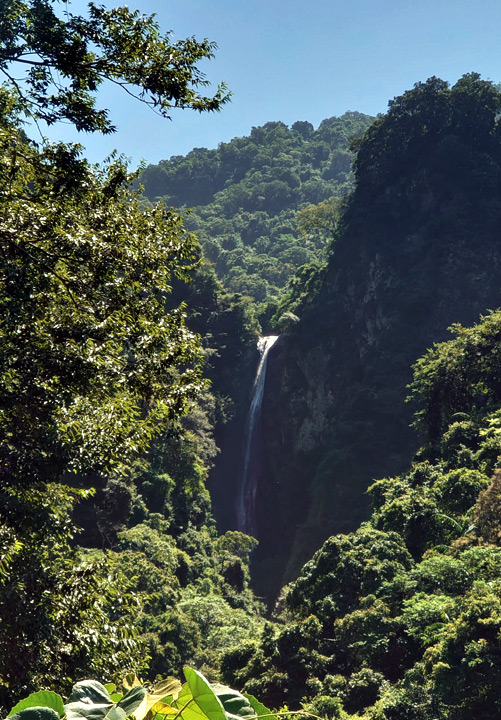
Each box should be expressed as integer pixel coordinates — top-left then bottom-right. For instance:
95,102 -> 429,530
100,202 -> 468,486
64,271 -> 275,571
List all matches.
0,0 -> 234,705
0,489 -> 147,707
408,310 -> 501,445
0,0 -> 230,132
285,525 -> 413,622
0,103 -> 205,489
474,469 -> 501,544
0,9 -> 220,689
296,196 -> 342,248
0,96 -> 211,704
353,74 -> 501,194
419,581 -> 501,720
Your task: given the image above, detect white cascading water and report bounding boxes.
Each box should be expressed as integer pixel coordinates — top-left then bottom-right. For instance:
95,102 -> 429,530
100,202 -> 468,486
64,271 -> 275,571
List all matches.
237,335 -> 279,536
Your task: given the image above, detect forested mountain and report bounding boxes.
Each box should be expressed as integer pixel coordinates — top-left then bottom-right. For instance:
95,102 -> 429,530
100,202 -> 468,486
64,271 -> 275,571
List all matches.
139,113 -> 373,307
223,309 -> 501,719
250,74 -> 501,597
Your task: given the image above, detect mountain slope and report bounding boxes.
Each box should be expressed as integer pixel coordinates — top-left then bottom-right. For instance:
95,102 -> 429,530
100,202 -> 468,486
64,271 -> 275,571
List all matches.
140,113 -> 373,304
254,74 -> 501,593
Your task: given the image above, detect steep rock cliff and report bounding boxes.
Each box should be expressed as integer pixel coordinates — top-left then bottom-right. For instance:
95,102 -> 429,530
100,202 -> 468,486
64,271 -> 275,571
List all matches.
252,75 -> 501,596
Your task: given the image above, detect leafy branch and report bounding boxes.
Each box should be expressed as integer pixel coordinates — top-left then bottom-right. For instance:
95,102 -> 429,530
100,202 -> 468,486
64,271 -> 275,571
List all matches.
0,0 -> 231,133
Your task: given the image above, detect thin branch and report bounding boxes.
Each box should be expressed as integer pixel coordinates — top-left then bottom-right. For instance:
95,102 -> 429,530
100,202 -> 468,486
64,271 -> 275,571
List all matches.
106,76 -> 165,118
5,56 -> 52,67
0,66 -> 47,140
0,65 -> 26,98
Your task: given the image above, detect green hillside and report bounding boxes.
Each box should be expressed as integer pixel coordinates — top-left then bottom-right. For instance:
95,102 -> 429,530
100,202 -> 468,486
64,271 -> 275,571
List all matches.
223,309 -> 501,720
139,113 -> 373,307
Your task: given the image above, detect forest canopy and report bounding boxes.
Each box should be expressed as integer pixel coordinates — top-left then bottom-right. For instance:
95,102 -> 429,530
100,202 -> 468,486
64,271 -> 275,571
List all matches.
139,113 -> 373,311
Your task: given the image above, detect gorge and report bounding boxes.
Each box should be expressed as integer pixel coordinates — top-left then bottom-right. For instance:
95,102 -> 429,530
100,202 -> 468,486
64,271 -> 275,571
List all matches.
62,70 -> 501,718
185,74 -> 501,601
250,75 -> 501,594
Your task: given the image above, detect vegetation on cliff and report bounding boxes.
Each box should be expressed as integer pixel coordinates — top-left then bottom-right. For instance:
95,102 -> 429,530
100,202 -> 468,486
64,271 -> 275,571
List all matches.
222,310 -> 501,719
252,73 -> 501,591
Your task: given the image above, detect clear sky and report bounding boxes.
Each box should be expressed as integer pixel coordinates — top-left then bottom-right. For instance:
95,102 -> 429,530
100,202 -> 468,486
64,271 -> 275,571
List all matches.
38,0 -> 501,169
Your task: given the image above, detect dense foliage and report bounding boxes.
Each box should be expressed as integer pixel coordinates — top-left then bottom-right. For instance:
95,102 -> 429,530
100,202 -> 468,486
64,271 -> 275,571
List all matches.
0,3 -> 262,711
0,90 -> 208,701
221,310 -> 501,719
4,3 -> 501,717
139,113 -> 373,309
249,73 -> 501,593
0,113 -> 264,706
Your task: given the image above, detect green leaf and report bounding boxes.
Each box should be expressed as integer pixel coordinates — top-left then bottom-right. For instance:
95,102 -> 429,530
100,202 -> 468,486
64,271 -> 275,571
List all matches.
65,704 -> 126,720
123,674 -> 142,692
135,678 -> 182,720
8,692 -> 64,718
152,679 -> 182,698
9,710 -> 60,720
144,701 -> 178,720
64,680 -> 146,720
211,686 -> 255,719
173,669 -> 226,720
67,681 -> 113,706
119,686 -> 147,717
243,695 -> 275,720
65,683 -> 118,720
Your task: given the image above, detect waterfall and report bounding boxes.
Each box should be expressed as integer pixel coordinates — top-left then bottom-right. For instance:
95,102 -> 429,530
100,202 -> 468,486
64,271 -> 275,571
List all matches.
237,335 -> 279,536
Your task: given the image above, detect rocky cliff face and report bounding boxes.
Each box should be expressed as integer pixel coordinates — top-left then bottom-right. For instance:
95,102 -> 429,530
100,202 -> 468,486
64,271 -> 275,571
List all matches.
250,77 -> 501,597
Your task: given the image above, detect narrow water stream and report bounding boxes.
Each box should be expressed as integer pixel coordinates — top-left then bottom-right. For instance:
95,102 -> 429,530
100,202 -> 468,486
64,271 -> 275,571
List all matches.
237,335 -> 279,536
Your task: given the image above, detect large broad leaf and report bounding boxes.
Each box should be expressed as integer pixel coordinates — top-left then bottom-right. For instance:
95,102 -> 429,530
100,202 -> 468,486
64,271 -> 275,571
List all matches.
150,679 -> 182,698
65,680 -> 146,720
67,681 -> 114,706
118,687 -> 147,717
143,701 -> 178,720
134,678 -> 182,720
243,694 -> 275,720
211,685 -> 255,720
8,692 -> 64,718
9,709 -> 60,720
172,669 -> 226,720
65,680 -> 118,720
122,675 -> 142,692
65,702 -> 126,720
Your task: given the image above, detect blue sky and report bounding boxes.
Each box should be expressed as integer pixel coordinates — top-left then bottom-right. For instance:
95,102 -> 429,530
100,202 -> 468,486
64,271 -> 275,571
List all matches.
39,0 -> 501,168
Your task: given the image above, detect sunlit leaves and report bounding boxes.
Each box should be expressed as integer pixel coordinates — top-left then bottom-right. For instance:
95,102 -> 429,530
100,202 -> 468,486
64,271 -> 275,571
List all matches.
7,671 -> 276,720
65,680 -> 146,720
7,692 -> 64,719
0,117 -> 205,485
0,107 -> 205,707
